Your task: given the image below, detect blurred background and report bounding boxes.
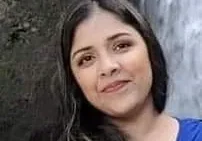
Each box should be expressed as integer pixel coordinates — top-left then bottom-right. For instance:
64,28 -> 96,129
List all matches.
0,0 -> 202,140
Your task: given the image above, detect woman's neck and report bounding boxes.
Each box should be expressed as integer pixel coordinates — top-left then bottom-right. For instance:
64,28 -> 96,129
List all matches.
111,97 -> 179,141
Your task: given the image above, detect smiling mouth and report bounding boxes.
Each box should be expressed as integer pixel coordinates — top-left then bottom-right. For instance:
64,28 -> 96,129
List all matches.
102,80 -> 130,94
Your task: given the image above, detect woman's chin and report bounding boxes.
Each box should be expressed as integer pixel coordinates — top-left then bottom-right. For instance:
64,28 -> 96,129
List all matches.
105,105 -> 137,119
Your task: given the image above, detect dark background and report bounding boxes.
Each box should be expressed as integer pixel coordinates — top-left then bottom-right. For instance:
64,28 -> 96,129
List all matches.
0,0 -> 69,140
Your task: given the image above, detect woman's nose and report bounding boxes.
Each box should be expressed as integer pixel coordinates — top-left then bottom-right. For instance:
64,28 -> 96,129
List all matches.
98,56 -> 121,77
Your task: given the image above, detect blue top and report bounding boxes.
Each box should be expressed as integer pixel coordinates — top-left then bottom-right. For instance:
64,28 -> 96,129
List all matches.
177,118 -> 202,141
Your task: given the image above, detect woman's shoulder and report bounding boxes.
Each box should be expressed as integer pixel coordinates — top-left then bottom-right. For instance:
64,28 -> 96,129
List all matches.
176,118 -> 202,141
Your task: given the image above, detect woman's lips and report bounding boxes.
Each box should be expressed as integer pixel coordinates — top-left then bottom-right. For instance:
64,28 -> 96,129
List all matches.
102,80 -> 130,94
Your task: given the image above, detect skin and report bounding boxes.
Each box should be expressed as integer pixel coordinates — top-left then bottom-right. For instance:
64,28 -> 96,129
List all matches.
70,6 -> 179,141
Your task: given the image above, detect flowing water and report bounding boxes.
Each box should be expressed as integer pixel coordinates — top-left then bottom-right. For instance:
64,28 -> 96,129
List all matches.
139,0 -> 202,118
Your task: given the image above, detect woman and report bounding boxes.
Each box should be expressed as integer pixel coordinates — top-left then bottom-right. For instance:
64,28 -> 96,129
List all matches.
31,0 -> 202,141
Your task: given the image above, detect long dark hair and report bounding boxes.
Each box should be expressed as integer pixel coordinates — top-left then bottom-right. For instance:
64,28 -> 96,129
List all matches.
31,0 -> 168,141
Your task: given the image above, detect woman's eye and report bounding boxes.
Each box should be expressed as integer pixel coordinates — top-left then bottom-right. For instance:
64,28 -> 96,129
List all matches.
113,42 -> 132,52
77,55 -> 95,67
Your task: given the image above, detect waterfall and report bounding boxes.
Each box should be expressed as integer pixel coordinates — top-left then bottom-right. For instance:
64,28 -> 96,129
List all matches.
139,0 -> 202,118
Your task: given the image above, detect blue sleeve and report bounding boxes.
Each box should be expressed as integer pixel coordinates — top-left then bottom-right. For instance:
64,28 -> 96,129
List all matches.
177,118 -> 202,141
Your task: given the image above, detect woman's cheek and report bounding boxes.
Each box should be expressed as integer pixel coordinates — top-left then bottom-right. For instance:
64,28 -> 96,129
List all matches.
75,67 -> 97,95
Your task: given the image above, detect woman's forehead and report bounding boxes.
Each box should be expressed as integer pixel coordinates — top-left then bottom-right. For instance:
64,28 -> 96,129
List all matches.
71,8 -> 137,49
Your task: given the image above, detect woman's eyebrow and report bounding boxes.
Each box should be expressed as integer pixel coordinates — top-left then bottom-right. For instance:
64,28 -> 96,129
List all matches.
107,32 -> 131,41
72,46 -> 93,59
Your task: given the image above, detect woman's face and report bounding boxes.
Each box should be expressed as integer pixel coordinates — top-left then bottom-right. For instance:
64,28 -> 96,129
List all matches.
70,8 -> 153,118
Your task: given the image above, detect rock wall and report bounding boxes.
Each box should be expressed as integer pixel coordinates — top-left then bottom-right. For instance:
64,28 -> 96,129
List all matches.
0,0 -> 69,140
140,0 -> 202,118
